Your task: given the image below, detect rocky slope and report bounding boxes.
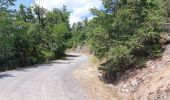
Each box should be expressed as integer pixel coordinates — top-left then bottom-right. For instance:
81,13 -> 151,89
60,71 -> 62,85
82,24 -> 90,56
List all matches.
115,37 -> 170,100
73,34 -> 170,100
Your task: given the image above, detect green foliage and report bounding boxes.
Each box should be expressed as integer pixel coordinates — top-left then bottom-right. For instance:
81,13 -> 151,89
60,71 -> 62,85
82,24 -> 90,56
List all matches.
0,10 -> 16,69
0,0 -> 167,78
100,0 -> 165,79
0,2 -> 71,70
52,23 -> 70,57
41,49 -> 55,62
71,0 -> 166,79
0,0 -> 16,10
165,0 -> 170,22
70,21 -> 87,47
100,46 -> 133,79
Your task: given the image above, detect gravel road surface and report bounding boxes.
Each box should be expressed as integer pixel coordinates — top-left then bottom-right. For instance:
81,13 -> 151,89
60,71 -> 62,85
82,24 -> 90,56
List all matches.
0,53 -> 88,100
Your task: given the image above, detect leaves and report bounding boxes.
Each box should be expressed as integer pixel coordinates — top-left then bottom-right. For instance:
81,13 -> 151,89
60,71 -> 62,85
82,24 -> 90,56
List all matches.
0,3 -> 71,69
72,0 -> 166,79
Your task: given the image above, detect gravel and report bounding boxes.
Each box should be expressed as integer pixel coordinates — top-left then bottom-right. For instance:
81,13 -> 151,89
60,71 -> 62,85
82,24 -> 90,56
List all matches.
0,53 -> 88,100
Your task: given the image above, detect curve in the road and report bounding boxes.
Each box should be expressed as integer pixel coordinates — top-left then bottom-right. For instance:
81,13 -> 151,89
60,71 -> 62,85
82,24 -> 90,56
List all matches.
0,53 -> 88,100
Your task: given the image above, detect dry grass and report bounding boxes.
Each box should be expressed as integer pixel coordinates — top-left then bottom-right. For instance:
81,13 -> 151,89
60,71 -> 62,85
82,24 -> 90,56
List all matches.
133,64 -> 170,99
74,59 -> 119,100
90,55 -> 99,64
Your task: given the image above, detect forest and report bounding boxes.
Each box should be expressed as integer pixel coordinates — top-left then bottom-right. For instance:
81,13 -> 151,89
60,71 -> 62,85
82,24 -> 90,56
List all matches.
0,0 -> 170,80
0,0 -> 71,70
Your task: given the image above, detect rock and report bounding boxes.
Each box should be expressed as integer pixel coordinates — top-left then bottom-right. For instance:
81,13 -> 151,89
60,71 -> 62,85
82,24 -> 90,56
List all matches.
129,86 -> 138,93
97,70 -> 105,82
119,78 -> 142,93
123,84 -> 128,89
119,83 -> 130,93
131,79 -> 138,87
130,79 -> 138,87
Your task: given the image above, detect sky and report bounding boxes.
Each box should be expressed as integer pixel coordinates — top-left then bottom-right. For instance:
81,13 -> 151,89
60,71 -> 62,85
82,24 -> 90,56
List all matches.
13,0 -> 34,9
14,0 -> 103,25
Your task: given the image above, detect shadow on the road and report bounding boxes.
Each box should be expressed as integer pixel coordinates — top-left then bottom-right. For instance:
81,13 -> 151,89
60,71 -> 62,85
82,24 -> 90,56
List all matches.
50,61 -> 72,64
15,54 -> 80,72
66,54 -> 80,58
16,65 -> 39,72
0,74 -> 14,79
60,54 -> 80,60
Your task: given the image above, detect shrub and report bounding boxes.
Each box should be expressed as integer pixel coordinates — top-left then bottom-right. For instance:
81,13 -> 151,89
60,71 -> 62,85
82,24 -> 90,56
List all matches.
99,46 -> 133,79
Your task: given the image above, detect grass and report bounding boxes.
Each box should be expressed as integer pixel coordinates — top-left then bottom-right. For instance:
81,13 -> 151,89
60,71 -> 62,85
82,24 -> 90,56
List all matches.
90,55 -> 99,64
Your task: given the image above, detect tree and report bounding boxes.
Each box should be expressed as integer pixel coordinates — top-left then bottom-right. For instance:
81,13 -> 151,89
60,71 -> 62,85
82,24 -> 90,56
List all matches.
33,5 -> 46,27
0,0 -> 16,69
0,3 -> 72,70
0,0 -> 16,10
71,21 -> 87,47
85,0 -> 166,79
165,0 -> 170,22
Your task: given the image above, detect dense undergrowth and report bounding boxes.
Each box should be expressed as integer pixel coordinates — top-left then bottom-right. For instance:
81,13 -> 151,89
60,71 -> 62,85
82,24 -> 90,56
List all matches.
0,0 -> 71,70
71,0 -> 169,80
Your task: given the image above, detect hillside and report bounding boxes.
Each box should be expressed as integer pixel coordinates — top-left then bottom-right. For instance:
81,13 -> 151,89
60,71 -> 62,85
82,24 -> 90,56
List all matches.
116,43 -> 170,99
73,34 -> 170,100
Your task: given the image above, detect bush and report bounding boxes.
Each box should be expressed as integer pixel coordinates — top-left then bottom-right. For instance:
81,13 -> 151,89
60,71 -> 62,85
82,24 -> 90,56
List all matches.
0,4 -> 71,69
99,46 -> 133,79
87,0 -> 166,80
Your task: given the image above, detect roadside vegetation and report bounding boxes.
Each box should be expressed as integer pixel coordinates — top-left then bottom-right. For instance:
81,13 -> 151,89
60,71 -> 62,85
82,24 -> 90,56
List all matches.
0,0 -> 71,70
165,0 -> 170,22
0,0 -> 169,81
71,0 -> 168,80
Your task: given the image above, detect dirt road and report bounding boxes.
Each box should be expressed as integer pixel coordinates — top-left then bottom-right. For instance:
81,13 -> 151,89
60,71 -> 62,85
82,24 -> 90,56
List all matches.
0,53 -> 88,100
